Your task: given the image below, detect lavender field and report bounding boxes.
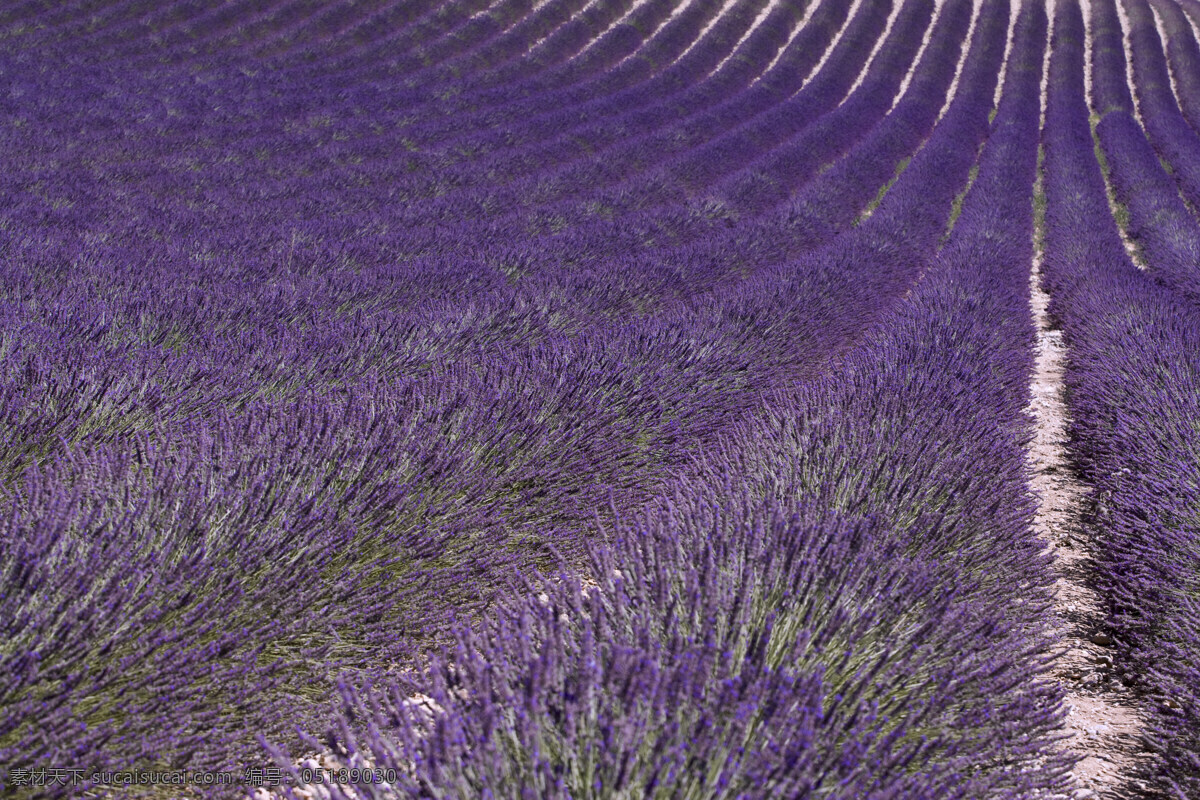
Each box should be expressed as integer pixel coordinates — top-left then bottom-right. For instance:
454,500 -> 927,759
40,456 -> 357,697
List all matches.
1,0 -> 1198,797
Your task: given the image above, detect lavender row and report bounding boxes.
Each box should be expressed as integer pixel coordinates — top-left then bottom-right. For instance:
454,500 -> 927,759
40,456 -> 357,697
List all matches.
1121,0 -> 1200,212
303,0 -> 590,97
370,0 -> 787,210
1042,0 -> 1200,792
416,0 -> 752,145
1089,0 -> 1200,305
379,0 -> 973,322
1090,0 -> 1135,115
0,0 -> 864,291
1118,0 -> 1200,209
631,0 -> 932,196
288,4 -> 1075,795
515,0 -> 894,194
363,0 -> 908,261
369,0 -> 979,316
343,0 -> 647,122
17,0 -> 576,108
385,0 -> 1004,382
782,0 -> 1008,234
361,0 -> 873,217
280,0 -> 552,77
1150,0 -> 1200,134
721,0 -> 998,218
4,0 -> 758,241
676,0 -> 968,203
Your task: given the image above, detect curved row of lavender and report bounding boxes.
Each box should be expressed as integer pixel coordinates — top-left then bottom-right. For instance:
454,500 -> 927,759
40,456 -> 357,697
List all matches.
0,0 -> 1195,796
1042,0 -> 1200,794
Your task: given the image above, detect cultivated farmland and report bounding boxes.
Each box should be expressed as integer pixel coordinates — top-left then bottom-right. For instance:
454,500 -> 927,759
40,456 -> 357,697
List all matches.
0,0 -> 1198,797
